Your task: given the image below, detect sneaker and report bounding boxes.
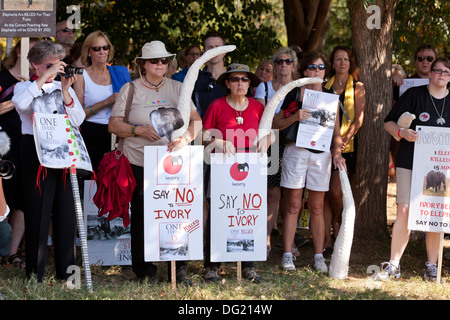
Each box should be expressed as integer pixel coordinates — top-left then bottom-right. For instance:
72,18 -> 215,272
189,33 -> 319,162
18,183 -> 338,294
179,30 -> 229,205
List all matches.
424,263 -> 437,282
377,262 -> 401,280
205,267 -> 220,282
281,254 -> 296,271
243,267 -> 261,283
314,256 -> 328,273
294,233 -> 310,247
176,265 -> 192,286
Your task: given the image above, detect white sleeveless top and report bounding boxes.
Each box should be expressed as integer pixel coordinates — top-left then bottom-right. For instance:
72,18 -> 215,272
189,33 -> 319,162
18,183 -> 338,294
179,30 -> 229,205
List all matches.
83,70 -> 113,125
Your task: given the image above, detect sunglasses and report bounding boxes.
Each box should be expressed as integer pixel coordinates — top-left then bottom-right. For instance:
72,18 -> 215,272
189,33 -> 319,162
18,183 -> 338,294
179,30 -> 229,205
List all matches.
432,69 -> 450,76
146,58 -> 170,65
228,76 -> 251,83
91,45 -> 111,52
307,64 -> 326,71
58,28 -> 75,33
274,58 -> 294,66
417,56 -> 434,63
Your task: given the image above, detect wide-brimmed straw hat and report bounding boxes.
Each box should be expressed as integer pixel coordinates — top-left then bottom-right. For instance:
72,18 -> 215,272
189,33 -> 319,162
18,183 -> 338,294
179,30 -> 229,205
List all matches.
217,63 -> 260,88
134,41 -> 176,62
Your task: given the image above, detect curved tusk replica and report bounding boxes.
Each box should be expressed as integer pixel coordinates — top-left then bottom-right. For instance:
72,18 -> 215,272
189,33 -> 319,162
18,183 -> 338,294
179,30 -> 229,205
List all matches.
254,77 -> 324,145
172,45 -> 237,140
328,165 -> 356,279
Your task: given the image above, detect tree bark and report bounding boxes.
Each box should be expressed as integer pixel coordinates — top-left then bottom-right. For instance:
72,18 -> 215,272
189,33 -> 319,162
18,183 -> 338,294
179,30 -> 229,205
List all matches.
283,0 -> 332,51
347,0 -> 399,241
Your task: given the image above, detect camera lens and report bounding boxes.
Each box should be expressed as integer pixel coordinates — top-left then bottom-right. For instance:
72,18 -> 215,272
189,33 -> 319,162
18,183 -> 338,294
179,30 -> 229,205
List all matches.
0,160 -> 15,179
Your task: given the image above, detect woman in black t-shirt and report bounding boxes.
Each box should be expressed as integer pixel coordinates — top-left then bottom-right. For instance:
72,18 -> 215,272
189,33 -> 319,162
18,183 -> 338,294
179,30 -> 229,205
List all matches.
382,57 -> 450,281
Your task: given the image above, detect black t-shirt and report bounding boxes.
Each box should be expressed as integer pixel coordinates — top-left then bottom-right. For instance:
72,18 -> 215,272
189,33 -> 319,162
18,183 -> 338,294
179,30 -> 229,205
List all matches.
0,69 -> 22,139
192,70 -> 227,118
384,85 -> 450,169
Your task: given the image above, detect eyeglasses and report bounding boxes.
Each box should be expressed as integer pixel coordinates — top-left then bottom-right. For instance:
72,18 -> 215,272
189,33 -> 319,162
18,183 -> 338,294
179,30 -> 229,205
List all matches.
432,69 -> 450,76
91,45 -> 110,52
57,28 -> 75,33
274,58 -> 294,66
228,76 -> 251,83
417,56 -> 434,63
146,58 -> 170,65
307,64 -> 326,71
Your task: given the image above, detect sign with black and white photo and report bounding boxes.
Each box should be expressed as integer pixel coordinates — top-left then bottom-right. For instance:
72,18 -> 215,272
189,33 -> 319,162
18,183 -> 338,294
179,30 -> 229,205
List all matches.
143,145 -> 203,262
296,89 -> 339,152
210,152 -> 267,262
409,126 -> 450,233
0,0 -> 56,37
399,78 -> 429,97
33,112 -> 93,172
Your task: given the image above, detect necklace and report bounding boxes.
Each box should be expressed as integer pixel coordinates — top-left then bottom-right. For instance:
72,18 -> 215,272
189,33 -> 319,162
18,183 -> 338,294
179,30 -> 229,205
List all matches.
429,90 -> 447,125
227,97 -> 247,125
144,77 -> 164,92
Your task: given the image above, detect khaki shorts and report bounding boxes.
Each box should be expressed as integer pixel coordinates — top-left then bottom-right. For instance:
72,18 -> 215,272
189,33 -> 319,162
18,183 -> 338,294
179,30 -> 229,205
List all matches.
280,144 -> 332,191
396,167 -> 412,204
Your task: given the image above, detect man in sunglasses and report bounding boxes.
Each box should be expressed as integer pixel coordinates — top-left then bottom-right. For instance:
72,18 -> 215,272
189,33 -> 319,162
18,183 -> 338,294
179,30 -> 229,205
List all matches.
412,44 -> 439,79
55,20 -> 77,57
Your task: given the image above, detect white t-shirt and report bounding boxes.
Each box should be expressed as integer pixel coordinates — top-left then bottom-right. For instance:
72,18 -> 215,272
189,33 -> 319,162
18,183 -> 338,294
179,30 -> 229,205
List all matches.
83,70 -> 113,125
254,80 -> 284,114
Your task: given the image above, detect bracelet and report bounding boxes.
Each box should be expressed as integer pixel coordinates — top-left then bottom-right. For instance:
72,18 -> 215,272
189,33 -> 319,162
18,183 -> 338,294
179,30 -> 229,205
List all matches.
89,105 -> 96,115
398,128 -> 404,139
64,97 -> 74,107
131,124 -> 136,137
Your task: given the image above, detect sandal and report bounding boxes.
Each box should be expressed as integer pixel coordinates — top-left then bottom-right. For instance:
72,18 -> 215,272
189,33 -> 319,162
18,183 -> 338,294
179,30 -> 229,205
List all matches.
8,254 -> 25,269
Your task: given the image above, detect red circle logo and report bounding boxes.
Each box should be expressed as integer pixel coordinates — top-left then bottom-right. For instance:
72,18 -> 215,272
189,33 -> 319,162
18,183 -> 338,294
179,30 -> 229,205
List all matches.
229,162 -> 249,181
163,155 -> 183,175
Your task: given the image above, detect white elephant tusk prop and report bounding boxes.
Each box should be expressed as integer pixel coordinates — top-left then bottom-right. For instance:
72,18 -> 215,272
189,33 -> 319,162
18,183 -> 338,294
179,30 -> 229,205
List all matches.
328,165 -> 356,279
254,77 -> 324,145
172,45 -> 237,140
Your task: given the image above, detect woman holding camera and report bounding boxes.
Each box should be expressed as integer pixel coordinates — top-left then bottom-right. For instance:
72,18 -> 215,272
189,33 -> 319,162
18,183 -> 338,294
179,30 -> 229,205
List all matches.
73,31 -> 130,173
12,40 -> 85,282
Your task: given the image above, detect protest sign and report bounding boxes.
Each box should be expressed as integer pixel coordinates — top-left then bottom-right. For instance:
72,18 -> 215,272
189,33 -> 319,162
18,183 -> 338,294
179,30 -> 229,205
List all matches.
143,145 -> 203,262
33,112 -> 93,172
409,126 -> 450,233
210,152 -> 267,262
399,78 -> 429,97
296,89 -> 339,152
0,0 -> 56,37
83,180 -> 132,266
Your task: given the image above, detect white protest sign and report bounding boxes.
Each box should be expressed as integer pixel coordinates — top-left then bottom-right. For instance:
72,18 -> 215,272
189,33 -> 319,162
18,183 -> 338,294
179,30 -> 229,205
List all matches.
210,152 -> 267,262
399,78 -> 429,97
296,89 -> 339,152
33,112 -> 92,172
409,126 -> 450,233
144,145 -> 203,262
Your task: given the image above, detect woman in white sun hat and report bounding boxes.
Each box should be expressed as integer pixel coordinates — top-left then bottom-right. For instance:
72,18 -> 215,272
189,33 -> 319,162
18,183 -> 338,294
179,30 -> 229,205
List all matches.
109,41 -> 202,284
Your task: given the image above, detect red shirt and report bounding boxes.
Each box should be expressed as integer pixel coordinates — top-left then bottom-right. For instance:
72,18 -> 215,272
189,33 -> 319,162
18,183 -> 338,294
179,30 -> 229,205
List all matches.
203,96 -> 264,150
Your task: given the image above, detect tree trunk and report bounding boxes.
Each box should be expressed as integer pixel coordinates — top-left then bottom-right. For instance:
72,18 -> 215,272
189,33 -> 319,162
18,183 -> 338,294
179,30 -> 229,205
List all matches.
283,0 -> 332,51
347,0 -> 399,241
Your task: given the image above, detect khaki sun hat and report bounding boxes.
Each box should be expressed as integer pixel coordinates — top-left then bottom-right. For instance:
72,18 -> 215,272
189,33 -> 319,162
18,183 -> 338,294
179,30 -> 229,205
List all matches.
217,63 -> 260,88
134,41 -> 176,62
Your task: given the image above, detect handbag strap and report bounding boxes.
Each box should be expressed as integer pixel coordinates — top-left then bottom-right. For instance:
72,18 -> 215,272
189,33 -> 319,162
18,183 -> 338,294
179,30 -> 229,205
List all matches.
0,84 -> 16,103
116,81 -> 135,152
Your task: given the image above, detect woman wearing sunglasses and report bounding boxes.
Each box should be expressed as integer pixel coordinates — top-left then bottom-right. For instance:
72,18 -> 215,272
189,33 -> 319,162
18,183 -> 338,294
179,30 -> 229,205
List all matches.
202,63 -> 273,283
12,40 -> 85,282
382,57 -> 450,281
272,51 -> 346,273
322,46 -> 365,258
108,41 -> 201,284
254,47 -> 299,257
73,31 -> 131,173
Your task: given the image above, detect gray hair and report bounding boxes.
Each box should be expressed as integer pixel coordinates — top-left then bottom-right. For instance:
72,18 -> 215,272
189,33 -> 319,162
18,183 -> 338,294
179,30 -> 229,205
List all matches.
27,40 -> 66,64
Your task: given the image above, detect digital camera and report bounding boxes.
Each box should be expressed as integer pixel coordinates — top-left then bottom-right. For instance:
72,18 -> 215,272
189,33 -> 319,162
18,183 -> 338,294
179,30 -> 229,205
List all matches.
0,159 -> 15,180
61,65 -> 84,78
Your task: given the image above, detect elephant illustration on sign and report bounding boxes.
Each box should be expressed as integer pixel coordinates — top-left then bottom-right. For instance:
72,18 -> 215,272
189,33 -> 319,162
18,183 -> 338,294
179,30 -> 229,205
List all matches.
426,170 -> 446,192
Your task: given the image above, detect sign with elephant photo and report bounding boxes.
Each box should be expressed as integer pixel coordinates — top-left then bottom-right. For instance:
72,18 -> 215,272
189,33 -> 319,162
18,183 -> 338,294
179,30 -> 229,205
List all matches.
409,126 -> 450,233
209,152 -> 267,262
143,145 -> 204,262
295,89 -> 339,152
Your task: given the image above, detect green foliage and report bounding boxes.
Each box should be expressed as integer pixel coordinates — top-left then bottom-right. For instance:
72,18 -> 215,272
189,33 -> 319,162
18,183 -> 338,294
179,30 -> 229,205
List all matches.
56,0 -> 282,69
393,0 -> 450,75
